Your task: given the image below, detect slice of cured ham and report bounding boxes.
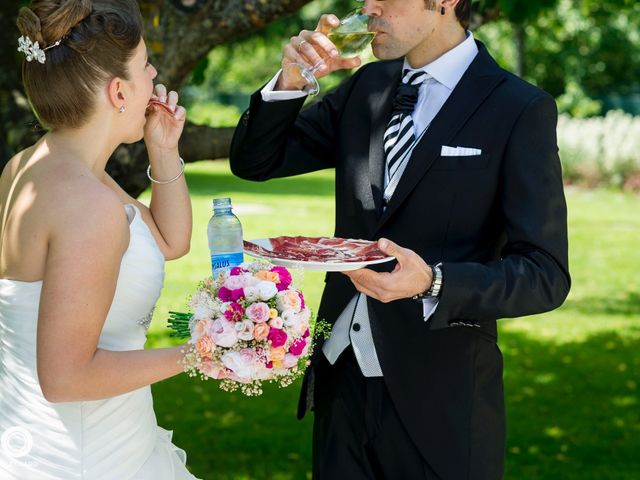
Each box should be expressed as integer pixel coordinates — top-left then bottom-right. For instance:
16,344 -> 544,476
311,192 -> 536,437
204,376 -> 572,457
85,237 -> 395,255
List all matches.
244,236 -> 387,263
146,98 -> 175,115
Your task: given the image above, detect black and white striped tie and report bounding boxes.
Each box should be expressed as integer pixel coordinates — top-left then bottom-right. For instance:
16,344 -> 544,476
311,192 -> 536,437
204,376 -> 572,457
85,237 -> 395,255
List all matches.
383,69 -> 429,200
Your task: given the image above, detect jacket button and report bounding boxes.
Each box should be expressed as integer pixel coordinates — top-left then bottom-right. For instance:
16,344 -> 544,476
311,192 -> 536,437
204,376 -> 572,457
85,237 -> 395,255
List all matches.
242,110 -> 250,126
352,323 -> 361,332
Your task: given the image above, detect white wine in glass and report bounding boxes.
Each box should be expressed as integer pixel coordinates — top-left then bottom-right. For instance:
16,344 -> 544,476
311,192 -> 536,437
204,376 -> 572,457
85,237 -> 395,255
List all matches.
327,31 -> 376,58
288,7 -> 375,95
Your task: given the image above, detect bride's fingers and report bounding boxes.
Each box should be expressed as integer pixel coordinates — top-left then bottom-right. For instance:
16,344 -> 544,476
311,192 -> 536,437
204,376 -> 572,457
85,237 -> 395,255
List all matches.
155,84 -> 167,102
173,106 -> 186,121
167,91 -> 179,110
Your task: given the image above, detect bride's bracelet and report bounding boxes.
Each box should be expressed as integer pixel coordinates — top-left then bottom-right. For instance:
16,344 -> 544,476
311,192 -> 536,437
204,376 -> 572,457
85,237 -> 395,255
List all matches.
147,157 -> 185,185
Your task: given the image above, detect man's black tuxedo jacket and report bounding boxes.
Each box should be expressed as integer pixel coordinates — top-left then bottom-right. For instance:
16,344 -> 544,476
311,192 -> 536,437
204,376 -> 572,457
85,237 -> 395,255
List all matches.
230,43 -> 570,479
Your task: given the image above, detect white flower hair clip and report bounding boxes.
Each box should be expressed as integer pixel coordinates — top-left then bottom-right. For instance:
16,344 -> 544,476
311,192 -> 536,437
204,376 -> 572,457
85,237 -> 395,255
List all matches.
17,36 -> 62,64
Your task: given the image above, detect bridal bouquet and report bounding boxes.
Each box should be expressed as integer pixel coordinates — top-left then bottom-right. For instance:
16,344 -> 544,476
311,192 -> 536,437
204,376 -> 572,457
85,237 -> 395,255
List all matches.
168,261 -> 320,396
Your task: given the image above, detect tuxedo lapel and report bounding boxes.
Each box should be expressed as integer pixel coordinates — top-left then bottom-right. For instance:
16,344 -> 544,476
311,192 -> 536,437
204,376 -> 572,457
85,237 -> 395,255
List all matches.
368,64 -> 402,218
374,45 -> 505,233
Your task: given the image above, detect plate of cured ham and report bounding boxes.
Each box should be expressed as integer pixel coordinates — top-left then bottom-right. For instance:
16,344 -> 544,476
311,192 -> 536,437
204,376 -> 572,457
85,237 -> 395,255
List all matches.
243,236 -> 395,272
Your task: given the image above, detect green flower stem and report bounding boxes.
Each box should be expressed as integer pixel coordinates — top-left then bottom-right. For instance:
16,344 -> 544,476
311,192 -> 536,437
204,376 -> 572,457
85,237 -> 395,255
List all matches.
167,311 -> 193,339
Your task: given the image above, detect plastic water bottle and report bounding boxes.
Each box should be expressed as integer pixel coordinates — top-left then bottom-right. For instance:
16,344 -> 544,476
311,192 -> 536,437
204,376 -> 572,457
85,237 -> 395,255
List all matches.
207,197 -> 244,277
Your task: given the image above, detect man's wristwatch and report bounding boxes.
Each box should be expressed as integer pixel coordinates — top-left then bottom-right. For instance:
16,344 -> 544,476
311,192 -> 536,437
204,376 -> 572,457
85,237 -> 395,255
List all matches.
412,263 -> 443,301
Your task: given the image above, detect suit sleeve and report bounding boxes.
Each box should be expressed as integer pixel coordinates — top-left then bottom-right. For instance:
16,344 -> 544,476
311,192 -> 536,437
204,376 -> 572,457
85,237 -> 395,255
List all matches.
229,67 -> 366,181
429,94 -> 571,329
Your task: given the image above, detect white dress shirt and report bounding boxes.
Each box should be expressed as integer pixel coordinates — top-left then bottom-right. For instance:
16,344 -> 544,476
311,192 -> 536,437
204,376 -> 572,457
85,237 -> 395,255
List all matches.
262,33 -> 479,377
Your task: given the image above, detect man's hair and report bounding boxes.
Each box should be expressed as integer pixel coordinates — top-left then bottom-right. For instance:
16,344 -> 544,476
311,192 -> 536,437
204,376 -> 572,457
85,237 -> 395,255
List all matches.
426,0 -> 472,30
455,0 -> 472,30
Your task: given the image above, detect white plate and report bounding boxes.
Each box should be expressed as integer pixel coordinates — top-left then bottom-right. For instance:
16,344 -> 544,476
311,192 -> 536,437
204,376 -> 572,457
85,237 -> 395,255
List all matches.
244,238 -> 395,272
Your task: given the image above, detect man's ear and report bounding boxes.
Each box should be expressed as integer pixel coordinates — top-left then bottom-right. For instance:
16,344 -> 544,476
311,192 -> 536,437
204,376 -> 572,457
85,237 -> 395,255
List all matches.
442,0 -> 462,14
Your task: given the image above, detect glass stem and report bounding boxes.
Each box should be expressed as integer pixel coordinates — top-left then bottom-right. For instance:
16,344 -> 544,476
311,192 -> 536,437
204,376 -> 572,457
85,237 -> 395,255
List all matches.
308,59 -> 327,75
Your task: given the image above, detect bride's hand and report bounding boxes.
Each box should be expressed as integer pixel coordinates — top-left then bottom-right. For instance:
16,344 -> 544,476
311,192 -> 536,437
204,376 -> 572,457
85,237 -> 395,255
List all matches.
144,84 -> 187,152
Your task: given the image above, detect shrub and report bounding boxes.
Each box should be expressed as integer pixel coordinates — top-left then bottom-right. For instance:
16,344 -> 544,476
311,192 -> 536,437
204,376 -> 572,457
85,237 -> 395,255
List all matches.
558,110 -> 640,190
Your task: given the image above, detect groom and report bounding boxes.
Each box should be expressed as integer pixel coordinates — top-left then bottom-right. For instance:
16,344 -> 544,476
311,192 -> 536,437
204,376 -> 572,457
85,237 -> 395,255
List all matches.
230,0 -> 570,478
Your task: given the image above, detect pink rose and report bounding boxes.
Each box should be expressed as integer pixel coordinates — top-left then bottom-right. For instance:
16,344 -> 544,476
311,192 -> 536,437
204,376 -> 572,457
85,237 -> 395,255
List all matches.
276,290 -> 302,313
246,302 -> 270,323
289,338 -> 307,356
298,292 -> 306,309
240,347 -> 256,364
199,358 -> 226,379
303,328 -> 310,338
224,302 -> 245,322
270,266 -> 292,291
210,318 -> 238,348
269,317 -> 284,330
283,353 -> 299,369
268,328 -> 288,348
224,275 -> 246,290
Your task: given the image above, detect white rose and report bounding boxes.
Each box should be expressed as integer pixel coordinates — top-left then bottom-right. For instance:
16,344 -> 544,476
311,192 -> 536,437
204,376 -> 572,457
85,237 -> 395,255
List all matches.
236,320 -> 255,341
243,274 -> 260,287
221,351 -> 253,380
256,281 -> 278,301
244,286 -> 259,302
282,309 -> 301,332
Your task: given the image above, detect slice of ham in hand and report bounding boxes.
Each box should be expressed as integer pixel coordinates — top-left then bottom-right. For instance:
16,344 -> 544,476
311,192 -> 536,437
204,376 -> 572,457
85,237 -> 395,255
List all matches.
146,97 -> 175,115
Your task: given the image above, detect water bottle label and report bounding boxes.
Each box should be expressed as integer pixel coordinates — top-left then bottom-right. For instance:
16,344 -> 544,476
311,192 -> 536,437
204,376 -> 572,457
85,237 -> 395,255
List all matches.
211,252 -> 244,274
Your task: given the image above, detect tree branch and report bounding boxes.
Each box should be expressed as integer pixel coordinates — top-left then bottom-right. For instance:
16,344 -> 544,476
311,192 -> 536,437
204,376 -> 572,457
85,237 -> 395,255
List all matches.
145,0 -> 313,88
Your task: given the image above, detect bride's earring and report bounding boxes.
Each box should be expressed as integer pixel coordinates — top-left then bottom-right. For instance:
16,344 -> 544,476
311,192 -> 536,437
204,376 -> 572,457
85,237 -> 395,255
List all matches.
119,105 -> 126,113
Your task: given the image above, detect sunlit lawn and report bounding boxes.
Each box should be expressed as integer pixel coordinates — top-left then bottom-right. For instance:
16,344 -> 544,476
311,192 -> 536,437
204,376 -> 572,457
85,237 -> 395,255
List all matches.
142,161 -> 640,480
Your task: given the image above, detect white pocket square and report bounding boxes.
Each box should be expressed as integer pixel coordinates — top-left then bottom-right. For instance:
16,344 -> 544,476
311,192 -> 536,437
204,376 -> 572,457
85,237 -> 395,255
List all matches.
441,145 -> 482,157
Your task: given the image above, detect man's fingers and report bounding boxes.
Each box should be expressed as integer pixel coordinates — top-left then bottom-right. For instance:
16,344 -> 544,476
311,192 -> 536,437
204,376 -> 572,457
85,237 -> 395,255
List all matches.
295,33 -> 326,67
334,56 -> 362,70
344,268 -> 388,293
316,14 -> 340,35
345,274 -> 379,299
378,237 -> 406,260
307,31 -> 339,58
283,44 -> 312,69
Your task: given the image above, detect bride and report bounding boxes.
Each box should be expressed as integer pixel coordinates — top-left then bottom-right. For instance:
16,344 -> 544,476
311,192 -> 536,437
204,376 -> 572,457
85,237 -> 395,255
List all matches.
0,0 -> 199,478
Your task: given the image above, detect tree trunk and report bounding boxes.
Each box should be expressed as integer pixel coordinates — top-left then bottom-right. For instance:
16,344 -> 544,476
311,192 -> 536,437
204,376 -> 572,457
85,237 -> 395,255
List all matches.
0,0 -> 312,196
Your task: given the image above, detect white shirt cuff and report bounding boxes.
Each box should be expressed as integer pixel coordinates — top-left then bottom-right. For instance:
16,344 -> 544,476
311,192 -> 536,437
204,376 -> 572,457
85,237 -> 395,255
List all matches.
260,69 -> 309,102
422,297 -> 439,321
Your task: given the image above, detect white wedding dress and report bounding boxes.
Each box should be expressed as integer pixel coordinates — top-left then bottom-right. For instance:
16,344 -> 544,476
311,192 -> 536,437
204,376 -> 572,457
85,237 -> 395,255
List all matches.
0,204 -> 199,479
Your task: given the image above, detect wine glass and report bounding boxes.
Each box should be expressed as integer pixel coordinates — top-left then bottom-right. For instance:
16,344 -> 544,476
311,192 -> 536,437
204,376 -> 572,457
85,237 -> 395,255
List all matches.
286,8 -> 376,96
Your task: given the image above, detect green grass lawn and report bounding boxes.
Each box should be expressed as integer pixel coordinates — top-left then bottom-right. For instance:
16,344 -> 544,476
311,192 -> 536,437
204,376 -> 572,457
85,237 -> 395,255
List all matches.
142,161 -> 640,480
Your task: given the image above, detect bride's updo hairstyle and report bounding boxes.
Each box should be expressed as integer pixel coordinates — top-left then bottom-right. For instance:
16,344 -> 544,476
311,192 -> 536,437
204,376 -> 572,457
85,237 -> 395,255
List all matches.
17,0 -> 143,129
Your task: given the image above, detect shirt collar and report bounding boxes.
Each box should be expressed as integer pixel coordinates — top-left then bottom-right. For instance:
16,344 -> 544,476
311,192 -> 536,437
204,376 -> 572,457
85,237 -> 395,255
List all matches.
403,31 -> 478,90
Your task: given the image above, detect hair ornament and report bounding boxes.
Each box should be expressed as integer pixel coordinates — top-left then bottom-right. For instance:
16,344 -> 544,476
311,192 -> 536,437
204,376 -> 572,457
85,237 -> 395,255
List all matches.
18,36 -> 62,64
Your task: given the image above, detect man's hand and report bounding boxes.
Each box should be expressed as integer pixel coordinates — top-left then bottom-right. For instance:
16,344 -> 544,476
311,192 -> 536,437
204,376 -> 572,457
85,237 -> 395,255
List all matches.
343,239 -> 433,303
276,14 -> 362,91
